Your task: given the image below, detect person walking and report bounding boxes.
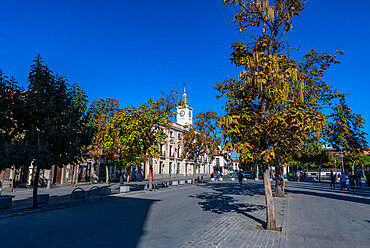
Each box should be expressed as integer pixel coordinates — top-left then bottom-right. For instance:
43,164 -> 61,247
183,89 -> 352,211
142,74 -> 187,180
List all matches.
330,170 -> 336,190
340,172 -> 346,190
238,170 -> 243,186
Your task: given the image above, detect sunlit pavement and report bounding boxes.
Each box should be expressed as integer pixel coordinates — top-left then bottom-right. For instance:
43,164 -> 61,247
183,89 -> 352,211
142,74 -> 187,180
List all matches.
284,180 -> 370,248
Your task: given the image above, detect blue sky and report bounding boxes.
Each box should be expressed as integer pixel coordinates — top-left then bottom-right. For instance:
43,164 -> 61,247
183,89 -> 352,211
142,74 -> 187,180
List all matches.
1,0 -> 369,143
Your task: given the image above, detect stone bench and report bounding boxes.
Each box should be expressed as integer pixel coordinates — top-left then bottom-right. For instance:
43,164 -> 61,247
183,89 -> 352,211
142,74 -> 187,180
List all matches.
172,181 -> 178,186
73,190 -> 85,199
0,196 -> 13,209
179,180 -> 185,185
186,179 -> 192,184
231,178 -> 235,181
120,186 -> 130,193
100,188 -> 111,195
37,194 -> 49,204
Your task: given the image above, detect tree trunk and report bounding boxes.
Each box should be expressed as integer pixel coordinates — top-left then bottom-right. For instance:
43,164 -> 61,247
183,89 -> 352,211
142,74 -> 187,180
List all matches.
144,160 -> 150,180
71,164 -> 77,187
10,166 -> 15,192
105,165 -> 109,184
126,167 -> 131,183
192,159 -> 197,184
33,166 -> 40,208
148,156 -> 153,190
275,157 -> 285,197
263,165 -> 277,229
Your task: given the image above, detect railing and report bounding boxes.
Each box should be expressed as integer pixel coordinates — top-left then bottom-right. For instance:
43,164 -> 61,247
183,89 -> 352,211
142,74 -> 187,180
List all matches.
87,186 -> 102,201
70,187 -> 86,203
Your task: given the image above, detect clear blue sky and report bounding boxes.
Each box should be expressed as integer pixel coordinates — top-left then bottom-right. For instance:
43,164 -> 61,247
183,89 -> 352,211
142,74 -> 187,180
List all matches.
1,0 -> 369,143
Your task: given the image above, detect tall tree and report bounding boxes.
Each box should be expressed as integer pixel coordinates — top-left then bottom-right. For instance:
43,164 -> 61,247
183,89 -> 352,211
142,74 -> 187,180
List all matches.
325,96 -> 368,173
87,98 -> 120,185
182,111 -> 220,184
217,0 -> 341,229
0,70 -> 27,187
23,55 -> 93,207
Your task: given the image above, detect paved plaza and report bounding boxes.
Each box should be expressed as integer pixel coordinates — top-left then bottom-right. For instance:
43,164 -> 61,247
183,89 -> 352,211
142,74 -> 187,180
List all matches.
0,178 -> 369,247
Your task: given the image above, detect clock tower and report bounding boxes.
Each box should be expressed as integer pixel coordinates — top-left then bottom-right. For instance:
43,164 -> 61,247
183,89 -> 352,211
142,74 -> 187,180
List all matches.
176,86 -> 193,126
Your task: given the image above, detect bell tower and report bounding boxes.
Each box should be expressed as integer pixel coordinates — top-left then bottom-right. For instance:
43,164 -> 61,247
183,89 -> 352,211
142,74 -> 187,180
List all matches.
176,85 -> 193,126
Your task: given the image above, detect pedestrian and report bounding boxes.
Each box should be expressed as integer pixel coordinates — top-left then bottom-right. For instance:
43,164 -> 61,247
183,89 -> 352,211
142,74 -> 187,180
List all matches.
359,177 -> 362,190
238,170 -> 243,186
348,172 -> 355,189
216,171 -> 220,181
297,172 -> 301,182
340,172 -> 346,190
355,171 -> 360,188
345,176 -> 350,191
330,170 -> 335,190
0,180 -> 2,196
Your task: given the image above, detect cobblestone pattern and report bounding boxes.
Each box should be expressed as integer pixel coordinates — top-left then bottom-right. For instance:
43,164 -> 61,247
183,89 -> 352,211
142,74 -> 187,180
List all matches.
177,194 -> 287,248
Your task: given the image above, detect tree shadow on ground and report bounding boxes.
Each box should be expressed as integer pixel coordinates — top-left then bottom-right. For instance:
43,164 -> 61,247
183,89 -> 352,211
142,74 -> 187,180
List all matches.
197,181 -> 266,197
189,182 -> 267,226
287,182 -> 370,205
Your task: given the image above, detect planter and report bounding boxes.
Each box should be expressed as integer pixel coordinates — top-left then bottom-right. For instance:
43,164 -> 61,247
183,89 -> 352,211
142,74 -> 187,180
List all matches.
187,179 -> 192,183
219,178 -> 223,181
0,196 -> 13,209
231,178 -> 235,181
243,178 -> 247,181
100,188 -> 111,195
179,180 -> 185,185
37,194 -> 49,204
120,186 -> 130,193
210,178 -> 215,181
172,181 -> 178,186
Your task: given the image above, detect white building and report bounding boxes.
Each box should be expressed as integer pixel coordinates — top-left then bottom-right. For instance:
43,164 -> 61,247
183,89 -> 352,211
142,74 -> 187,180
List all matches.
151,87 -> 213,178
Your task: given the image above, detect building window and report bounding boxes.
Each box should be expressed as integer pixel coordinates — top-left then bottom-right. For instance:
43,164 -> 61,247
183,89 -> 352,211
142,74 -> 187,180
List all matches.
170,131 -> 174,138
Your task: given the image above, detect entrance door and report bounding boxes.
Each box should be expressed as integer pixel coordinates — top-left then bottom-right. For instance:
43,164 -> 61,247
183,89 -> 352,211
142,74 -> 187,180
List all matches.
55,166 -> 62,184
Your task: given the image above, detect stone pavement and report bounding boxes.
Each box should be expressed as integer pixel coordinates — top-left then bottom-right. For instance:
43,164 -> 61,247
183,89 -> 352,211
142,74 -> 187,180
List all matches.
0,178 -> 368,247
283,181 -> 370,248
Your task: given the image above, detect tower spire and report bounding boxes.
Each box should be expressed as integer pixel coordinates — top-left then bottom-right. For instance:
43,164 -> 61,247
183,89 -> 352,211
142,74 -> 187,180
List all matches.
182,83 -> 188,103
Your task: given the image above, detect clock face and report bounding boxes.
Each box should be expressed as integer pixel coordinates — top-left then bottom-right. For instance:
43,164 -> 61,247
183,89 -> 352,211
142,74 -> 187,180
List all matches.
179,110 -> 185,117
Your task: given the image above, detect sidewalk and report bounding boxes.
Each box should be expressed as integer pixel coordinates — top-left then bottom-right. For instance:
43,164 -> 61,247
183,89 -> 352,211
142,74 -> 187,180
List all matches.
0,174 -> 208,211
283,181 -> 370,248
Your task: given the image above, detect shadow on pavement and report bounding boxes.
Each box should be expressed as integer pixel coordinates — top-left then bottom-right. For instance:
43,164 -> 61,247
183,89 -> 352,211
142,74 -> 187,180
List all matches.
0,196 -> 159,248
189,182 -> 267,226
287,182 -> 370,205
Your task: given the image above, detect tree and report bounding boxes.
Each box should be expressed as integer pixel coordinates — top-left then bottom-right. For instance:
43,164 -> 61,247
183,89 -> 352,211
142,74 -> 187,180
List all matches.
22,55 -> 93,208
87,98 -> 120,185
104,92 -> 178,187
182,111 -> 220,184
325,96 -> 368,173
0,70 -> 27,191
217,0 -> 341,229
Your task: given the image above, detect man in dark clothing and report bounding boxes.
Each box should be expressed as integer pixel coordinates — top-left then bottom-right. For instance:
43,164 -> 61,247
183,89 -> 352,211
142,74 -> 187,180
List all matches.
330,170 -> 336,190
238,170 -> 243,186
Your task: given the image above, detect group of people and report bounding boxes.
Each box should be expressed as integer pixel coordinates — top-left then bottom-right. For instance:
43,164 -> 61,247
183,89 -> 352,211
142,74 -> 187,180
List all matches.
330,171 -> 362,190
210,171 -> 223,180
